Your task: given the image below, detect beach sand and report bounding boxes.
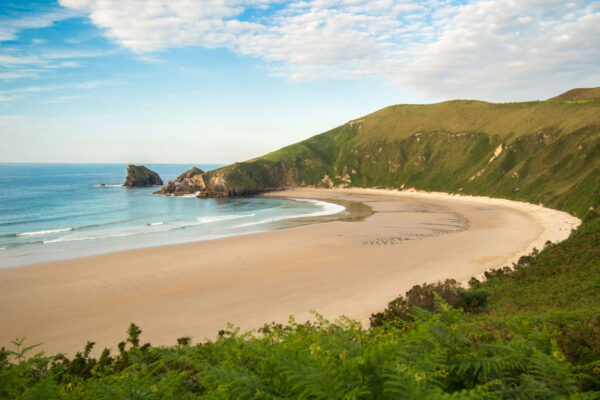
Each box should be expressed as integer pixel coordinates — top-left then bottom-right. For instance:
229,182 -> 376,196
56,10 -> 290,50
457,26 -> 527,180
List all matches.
0,188 -> 580,356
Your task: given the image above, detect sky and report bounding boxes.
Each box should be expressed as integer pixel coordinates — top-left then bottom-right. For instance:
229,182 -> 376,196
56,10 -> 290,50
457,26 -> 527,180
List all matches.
0,0 -> 599,164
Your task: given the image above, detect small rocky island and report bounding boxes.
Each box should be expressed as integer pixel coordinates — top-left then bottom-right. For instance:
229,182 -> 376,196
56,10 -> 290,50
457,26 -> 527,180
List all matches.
123,165 -> 163,187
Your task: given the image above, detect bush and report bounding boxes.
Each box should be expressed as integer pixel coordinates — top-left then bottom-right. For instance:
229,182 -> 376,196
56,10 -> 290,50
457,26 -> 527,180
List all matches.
459,289 -> 490,312
405,279 -> 463,311
370,279 -> 489,327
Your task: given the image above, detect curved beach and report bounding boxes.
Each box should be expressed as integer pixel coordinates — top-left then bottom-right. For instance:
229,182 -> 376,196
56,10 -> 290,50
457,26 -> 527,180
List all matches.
0,188 -> 579,355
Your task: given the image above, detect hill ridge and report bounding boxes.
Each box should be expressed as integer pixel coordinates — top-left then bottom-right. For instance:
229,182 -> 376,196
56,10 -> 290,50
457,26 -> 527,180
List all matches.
159,87 -> 599,218
549,86 -> 600,101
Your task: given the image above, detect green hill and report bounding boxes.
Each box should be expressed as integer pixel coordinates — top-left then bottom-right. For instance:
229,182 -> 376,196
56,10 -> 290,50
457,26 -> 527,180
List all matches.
549,87 -> 600,101
196,88 -> 599,218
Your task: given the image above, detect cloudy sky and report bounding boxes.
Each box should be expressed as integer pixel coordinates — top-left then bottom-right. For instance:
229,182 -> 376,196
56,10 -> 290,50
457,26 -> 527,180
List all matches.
1,0 -> 599,163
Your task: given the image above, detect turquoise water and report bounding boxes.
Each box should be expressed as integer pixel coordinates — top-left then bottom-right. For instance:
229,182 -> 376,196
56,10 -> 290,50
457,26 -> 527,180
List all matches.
0,164 -> 345,268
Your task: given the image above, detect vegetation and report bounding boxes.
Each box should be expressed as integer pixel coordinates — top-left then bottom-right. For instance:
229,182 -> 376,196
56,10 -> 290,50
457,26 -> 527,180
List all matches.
369,279 -> 490,327
549,87 -> 600,101
4,217 -> 597,398
205,88 -> 599,217
1,88 -> 599,398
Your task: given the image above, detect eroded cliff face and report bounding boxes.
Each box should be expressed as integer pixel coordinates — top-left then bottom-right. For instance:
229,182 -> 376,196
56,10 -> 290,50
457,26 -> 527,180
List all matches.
154,161 -> 304,198
123,165 -> 163,187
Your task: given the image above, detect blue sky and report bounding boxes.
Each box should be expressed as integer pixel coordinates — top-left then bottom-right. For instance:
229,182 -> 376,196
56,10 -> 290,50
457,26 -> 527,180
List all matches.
1,0 -> 598,163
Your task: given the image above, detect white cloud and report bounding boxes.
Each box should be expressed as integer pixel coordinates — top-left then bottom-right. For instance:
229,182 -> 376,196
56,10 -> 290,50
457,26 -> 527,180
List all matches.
0,115 -> 26,126
0,95 -> 15,102
39,95 -> 85,104
403,0 -> 600,100
0,79 -> 120,103
0,49 -> 115,67
0,48 -> 116,85
58,0 -> 264,52
0,8 -> 80,42
57,0 -> 600,100
0,6 -> 113,83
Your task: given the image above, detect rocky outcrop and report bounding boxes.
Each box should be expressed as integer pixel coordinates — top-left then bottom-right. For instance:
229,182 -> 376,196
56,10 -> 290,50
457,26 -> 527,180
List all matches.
123,165 -> 163,187
197,176 -> 229,198
154,166 -> 207,196
175,167 -> 204,182
154,162 -> 289,198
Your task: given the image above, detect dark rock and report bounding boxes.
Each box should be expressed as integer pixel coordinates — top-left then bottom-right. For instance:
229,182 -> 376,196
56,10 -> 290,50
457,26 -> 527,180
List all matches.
123,165 -> 163,187
155,166 -> 208,195
99,183 -> 106,187
154,180 -> 176,194
175,167 -> 205,182
156,164 -> 267,198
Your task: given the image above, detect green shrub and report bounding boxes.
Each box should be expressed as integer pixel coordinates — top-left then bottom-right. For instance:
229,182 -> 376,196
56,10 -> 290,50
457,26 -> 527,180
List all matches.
370,280 -> 490,327
459,289 -> 490,312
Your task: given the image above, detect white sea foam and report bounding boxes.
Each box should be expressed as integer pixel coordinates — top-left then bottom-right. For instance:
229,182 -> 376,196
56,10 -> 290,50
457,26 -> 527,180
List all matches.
39,201 -> 342,245
41,215 -> 253,244
197,214 -> 254,224
43,224 -> 162,244
179,192 -> 200,198
94,184 -> 123,188
17,228 -> 72,237
44,235 -> 105,244
43,230 -> 150,244
233,199 -> 345,228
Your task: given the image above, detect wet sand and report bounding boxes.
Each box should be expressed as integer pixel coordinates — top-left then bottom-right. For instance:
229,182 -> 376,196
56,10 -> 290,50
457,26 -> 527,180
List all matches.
0,188 -> 579,355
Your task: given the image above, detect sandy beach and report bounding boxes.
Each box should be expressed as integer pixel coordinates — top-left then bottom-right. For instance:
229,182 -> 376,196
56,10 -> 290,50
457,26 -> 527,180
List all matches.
0,188 -> 580,356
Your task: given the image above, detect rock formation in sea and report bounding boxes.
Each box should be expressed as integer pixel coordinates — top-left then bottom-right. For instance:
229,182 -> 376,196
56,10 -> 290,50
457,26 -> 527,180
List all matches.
154,166 -> 205,195
122,165 -> 163,187
175,166 -> 204,183
154,166 -> 254,198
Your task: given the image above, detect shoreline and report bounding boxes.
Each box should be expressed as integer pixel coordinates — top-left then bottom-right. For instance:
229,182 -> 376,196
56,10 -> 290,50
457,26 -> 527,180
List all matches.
0,197 -> 370,269
283,188 -> 580,281
0,188 -> 580,356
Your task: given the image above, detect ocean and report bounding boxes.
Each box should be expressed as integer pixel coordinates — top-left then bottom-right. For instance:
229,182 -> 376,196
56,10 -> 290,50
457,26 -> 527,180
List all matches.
0,163 -> 345,268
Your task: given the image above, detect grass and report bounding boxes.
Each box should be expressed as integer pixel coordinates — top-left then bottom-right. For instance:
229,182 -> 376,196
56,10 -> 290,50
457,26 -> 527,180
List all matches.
205,90 -> 599,217
549,87 -> 600,101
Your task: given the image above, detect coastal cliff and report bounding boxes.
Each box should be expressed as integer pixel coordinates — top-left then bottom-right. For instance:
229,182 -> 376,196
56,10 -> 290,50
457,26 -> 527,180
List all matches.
156,161 -> 299,197
163,87 -> 600,216
153,166 -> 248,197
123,165 -> 163,187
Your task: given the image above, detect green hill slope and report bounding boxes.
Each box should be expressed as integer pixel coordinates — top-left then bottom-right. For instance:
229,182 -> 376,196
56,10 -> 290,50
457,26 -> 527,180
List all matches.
549,87 -> 600,101
196,88 -> 599,218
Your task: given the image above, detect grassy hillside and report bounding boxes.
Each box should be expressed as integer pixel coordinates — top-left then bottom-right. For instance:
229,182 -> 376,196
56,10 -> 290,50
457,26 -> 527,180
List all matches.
2,88 -> 599,398
549,87 -> 600,101
205,89 -> 599,217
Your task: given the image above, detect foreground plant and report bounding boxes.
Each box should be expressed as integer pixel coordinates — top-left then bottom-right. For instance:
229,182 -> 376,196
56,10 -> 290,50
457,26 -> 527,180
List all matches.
2,296 -> 598,399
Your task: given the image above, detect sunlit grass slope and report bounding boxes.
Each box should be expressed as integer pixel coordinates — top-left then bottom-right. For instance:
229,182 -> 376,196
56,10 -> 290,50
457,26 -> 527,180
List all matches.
549,87 -> 600,101
209,88 -> 600,217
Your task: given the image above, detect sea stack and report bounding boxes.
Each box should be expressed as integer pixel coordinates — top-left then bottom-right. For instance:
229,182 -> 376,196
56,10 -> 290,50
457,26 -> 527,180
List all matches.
123,165 -> 163,187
